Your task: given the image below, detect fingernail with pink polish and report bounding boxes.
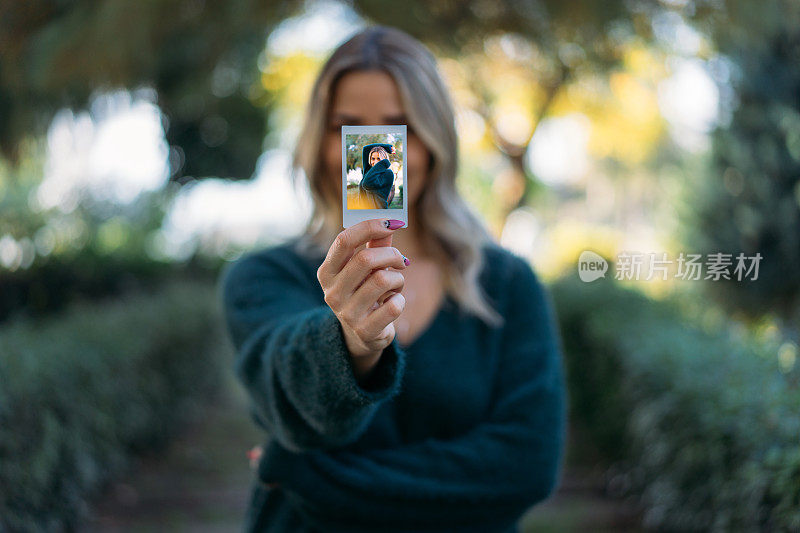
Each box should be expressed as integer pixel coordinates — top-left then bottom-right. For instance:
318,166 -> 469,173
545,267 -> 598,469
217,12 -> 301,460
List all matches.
385,219 -> 405,230
402,255 -> 411,266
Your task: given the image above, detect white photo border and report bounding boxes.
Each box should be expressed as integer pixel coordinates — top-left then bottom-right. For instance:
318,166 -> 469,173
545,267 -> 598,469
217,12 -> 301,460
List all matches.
342,125 -> 408,228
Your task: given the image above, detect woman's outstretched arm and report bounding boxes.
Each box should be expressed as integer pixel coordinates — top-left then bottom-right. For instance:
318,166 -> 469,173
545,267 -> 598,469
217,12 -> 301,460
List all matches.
219,247 -> 407,453
261,255 -> 567,531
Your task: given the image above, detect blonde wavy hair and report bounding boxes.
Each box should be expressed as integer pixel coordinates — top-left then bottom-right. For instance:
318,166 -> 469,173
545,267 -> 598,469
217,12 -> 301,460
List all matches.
292,25 -> 503,327
368,146 -> 390,165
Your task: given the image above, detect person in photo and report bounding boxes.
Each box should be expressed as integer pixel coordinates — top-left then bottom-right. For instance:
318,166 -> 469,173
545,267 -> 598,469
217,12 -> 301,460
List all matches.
359,142 -> 397,209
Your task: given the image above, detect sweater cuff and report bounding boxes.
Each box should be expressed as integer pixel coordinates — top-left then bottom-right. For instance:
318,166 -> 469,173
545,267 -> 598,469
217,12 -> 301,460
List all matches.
347,336 -> 406,399
330,308 -> 407,404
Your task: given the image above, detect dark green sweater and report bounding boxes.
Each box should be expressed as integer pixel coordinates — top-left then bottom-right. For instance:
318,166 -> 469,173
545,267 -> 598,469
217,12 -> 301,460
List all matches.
219,237 -> 567,532
360,143 -> 395,208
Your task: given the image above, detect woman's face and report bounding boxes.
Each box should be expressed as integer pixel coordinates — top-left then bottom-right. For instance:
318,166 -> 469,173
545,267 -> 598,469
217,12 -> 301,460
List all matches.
324,70 -> 429,209
369,150 -> 382,167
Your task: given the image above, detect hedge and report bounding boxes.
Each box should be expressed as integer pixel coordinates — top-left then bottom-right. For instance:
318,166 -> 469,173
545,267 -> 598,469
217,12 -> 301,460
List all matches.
550,273 -> 800,532
0,280 -> 227,531
0,250 -> 224,324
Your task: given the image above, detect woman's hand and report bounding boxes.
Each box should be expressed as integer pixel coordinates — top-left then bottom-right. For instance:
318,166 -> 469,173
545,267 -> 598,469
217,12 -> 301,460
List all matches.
316,218 -> 409,371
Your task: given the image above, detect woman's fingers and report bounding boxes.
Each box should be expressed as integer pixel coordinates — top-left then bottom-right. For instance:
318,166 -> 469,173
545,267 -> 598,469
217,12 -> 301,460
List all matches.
347,267 -> 405,316
316,217 -> 410,358
334,246 -> 407,295
337,268 -> 404,340
317,218 -> 405,286
360,292 -> 406,339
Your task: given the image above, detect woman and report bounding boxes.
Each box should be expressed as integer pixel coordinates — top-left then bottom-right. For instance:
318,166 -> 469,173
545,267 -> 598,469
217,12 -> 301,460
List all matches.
347,143 -> 396,209
220,25 -> 566,533
360,143 -> 396,208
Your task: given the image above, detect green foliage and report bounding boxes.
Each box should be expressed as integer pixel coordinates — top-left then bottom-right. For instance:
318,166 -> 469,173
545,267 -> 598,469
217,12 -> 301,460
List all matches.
551,272 -> 800,531
681,0 -> 800,330
352,0 -> 634,67
345,133 -> 402,172
0,280 -> 228,531
388,184 -> 403,209
0,150 -> 224,321
0,0 -> 305,180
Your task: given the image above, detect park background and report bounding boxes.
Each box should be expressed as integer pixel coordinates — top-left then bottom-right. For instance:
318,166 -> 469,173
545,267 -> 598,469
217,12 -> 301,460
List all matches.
1,0 -> 799,531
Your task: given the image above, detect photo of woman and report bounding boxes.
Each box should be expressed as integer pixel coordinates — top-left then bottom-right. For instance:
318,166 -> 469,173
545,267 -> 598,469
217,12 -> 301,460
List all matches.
361,142 -> 396,208
345,135 -> 403,210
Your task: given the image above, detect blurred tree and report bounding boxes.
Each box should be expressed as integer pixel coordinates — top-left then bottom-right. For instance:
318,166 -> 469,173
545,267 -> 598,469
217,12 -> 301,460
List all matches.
0,0 -> 697,199
0,0 -> 303,181
351,0 -> 710,222
683,0 -> 800,341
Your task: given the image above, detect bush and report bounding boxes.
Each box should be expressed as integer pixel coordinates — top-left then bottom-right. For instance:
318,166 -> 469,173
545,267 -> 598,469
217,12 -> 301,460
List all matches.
0,280 -> 228,531
0,250 -> 224,325
551,273 -> 800,532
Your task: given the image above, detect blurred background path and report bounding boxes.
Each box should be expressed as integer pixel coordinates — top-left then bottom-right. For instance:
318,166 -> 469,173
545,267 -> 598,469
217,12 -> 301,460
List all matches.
85,376 -> 644,533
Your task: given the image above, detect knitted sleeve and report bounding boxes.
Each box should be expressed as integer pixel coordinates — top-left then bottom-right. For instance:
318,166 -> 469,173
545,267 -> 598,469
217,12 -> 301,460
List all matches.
360,159 -> 392,191
261,255 -> 568,531
219,247 -> 407,453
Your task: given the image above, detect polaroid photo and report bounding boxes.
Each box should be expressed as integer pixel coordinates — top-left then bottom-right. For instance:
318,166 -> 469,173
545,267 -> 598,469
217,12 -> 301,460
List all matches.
342,125 -> 408,228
